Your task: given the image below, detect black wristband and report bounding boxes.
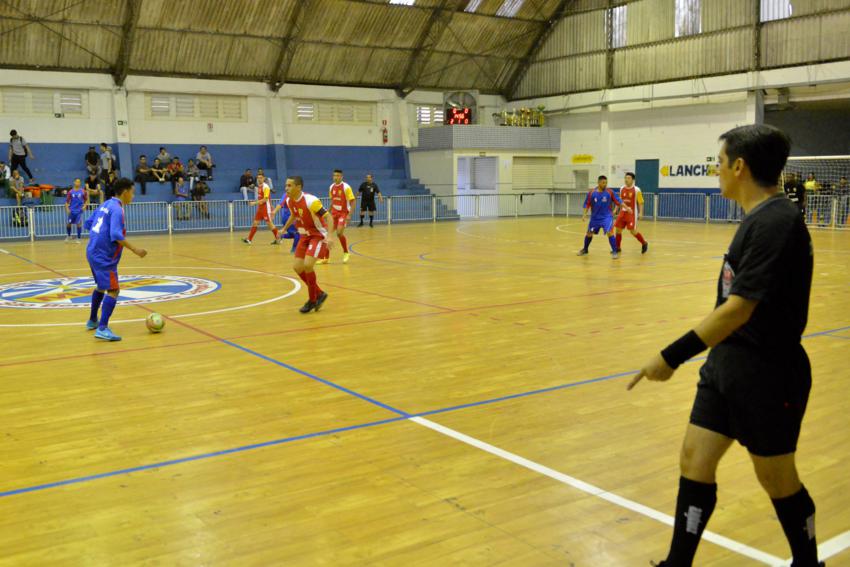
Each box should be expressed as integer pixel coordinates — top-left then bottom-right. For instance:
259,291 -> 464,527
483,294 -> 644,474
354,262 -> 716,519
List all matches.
660,330 -> 708,369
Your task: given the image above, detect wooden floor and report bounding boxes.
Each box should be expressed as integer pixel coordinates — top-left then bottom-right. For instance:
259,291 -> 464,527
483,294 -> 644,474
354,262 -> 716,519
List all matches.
1,218 -> 848,566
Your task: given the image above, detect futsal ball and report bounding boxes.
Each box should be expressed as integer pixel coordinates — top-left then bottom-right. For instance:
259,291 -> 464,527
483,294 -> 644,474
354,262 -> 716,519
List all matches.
145,312 -> 165,333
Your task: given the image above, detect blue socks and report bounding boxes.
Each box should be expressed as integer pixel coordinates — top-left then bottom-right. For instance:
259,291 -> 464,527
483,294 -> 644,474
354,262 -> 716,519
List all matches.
98,295 -> 117,330
66,226 -> 71,236
76,225 -> 82,238
608,235 -> 618,252
583,236 -> 592,251
89,290 -> 105,322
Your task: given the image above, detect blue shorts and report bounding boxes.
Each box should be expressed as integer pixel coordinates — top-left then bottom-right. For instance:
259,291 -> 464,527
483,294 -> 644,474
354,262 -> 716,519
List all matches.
175,196 -> 188,202
587,217 -> 614,234
89,261 -> 119,291
67,211 -> 82,224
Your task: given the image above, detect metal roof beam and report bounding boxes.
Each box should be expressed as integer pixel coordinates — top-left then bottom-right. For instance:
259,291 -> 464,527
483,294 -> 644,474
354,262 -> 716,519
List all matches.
503,0 -> 573,99
396,0 -> 462,98
268,0 -> 310,92
113,0 -> 142,87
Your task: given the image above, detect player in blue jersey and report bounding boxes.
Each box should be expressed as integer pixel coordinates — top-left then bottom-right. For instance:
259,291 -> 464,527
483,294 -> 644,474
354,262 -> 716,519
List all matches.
83,177 -> 147,341
271,197 -> 301,253
576,175 -> 624,259
65,178 -> 89,242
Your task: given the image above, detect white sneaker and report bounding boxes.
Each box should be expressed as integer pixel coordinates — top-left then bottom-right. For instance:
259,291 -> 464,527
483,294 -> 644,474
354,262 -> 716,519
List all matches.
64,236 -> 71,242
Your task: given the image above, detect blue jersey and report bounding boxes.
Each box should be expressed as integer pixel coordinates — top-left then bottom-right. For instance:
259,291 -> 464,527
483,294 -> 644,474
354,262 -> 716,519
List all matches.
584,188 -> 621,220
66,188 -> 87,213
175,183 -> 189,199
86,198 -> 126,267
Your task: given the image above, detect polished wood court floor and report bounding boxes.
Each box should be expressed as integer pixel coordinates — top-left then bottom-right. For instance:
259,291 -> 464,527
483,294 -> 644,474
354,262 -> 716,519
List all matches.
1,218 -> 848,566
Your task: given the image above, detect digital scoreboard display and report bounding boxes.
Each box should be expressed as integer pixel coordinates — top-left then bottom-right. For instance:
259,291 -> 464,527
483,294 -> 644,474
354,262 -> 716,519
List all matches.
445,107 -> 472,125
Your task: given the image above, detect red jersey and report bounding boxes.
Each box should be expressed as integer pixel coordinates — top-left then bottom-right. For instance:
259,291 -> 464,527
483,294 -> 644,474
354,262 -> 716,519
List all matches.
286,192 -> 328,237
329,182 -> 355,215
618,185 -> 643,216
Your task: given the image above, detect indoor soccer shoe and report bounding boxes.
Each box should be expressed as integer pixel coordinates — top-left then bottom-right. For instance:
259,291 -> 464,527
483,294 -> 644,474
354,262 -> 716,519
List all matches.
94,327 -> 122,341
314,291 -> 328,311
242,238 -> 252,244
85,319 -> 98,330
611,251 -> 620,259
299,300 -> 316,314
342,252 -> 350,264
317,258 -> 329,265
271,239 -> 280,245
642,242 -> 649,254
576,249 -> 588,256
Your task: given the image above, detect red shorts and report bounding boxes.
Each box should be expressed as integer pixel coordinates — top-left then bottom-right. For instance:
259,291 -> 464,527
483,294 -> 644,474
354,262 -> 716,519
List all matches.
294,234 -> 326,259
332,214 -> 348,229
254,204 -> 272,222
614,213 -> 636,230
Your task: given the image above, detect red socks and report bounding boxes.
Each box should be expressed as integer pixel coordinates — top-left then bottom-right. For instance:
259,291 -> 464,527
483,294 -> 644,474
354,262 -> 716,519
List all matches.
339,235 -> 348,253
615,233 -> 622,250
272,228 -> 279,240
247,226 -> 257,241
304,271 -> 322,302
635,232 -> 647,245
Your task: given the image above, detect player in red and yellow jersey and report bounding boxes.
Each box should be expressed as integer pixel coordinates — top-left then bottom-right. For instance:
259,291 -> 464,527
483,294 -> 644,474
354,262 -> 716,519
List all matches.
318,169 -> 356,264
242,173 -> 281,245
278,176 -> 336,313
614,172 -> 649,254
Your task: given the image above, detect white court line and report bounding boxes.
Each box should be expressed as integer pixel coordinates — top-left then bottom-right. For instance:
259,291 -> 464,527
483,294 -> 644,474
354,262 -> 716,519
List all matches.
411,416 -> 784,565
0,266 -> 300,327
0,248 -> 10,254
818,530 -> 850,561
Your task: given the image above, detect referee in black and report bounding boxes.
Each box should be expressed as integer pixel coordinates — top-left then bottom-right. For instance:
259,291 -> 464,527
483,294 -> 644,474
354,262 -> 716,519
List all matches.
629,125 -> 821,566
357,173 -> 383,227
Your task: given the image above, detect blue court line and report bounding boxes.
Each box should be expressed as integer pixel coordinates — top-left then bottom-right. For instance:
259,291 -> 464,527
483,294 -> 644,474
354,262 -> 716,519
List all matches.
0,324 -> 846,499
0,417 -> 407,498
219,339 -> 410,417
825,333 -> 850,340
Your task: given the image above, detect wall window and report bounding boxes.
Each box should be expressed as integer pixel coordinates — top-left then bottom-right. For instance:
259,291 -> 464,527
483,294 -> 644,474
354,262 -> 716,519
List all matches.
761,0 -> 793,22
0,88 -> 88,117
496,0 -> 525,18
295,100 -> 376,124
675,0 -> 701,37
610,4 -> 627,49
416,105 -> 445,126
145,93 -> 247,121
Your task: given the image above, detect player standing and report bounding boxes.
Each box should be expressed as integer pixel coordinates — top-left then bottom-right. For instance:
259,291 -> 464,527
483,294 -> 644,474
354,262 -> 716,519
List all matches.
278,176 -> 336,313
614,172 -> 648,253
84,178 -> 147,341
628,125 -> 821,567
242,173 -> 280,245
318,169 -> 355,264
65,178 -> 89,242
576,175 -> 621,259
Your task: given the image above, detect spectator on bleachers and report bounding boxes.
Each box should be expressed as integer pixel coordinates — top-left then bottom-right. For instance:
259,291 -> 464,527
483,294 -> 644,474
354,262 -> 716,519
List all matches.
9,169 -> 25,206
186,159 -> 200,190
240,168 -> 256,200
85,172 -> 104,205
257,168 -> 273,190
167,157 -> 184,190
151,158 -> 168,183
156,146 -> 171,166
99,143 -> 114,183
196,146 -> 214,179
104,170 -> 119,200
173,176 -> 190,221
192,178 -> 211,218
85,146 -> 100,177
134,155 -> 154,195
9,129 -> 35,182
837,176 -> 850,226
0,160 -> 9,195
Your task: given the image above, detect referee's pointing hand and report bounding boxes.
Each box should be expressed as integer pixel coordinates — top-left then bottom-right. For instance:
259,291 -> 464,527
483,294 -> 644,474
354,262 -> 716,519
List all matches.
627,353 -> 675,390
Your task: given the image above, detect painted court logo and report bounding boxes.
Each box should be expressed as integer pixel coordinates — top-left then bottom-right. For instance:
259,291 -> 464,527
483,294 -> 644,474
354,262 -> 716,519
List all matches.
0,275 -> 220,309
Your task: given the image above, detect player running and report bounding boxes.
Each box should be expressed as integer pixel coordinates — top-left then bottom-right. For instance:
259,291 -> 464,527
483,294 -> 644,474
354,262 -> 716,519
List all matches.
614,172 -> 649,253
576,175 -> 622,259
318,169 -> 355,264
278,176 -> 336,313
242,173 -> 281,245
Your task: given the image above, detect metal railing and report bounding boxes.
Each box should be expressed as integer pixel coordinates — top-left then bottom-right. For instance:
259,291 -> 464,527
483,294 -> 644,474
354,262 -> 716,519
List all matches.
2,192 -> 847,240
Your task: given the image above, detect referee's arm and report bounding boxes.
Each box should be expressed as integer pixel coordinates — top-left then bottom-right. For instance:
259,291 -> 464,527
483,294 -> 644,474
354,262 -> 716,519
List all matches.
628,295 -> 756,389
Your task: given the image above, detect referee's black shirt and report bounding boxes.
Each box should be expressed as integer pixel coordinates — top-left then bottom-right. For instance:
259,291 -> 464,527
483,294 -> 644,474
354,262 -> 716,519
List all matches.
359,181 -> 380,201
783,180 -> 806,213
716,194 -> 813,350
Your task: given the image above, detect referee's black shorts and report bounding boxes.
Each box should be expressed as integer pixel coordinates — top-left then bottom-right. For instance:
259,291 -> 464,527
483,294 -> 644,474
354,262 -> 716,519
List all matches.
360,199 -> 376,212
690,343 -> 811,457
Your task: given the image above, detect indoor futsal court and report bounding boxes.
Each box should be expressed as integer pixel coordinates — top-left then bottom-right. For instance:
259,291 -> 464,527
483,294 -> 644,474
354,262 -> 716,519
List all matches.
1,220 -> 849,565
